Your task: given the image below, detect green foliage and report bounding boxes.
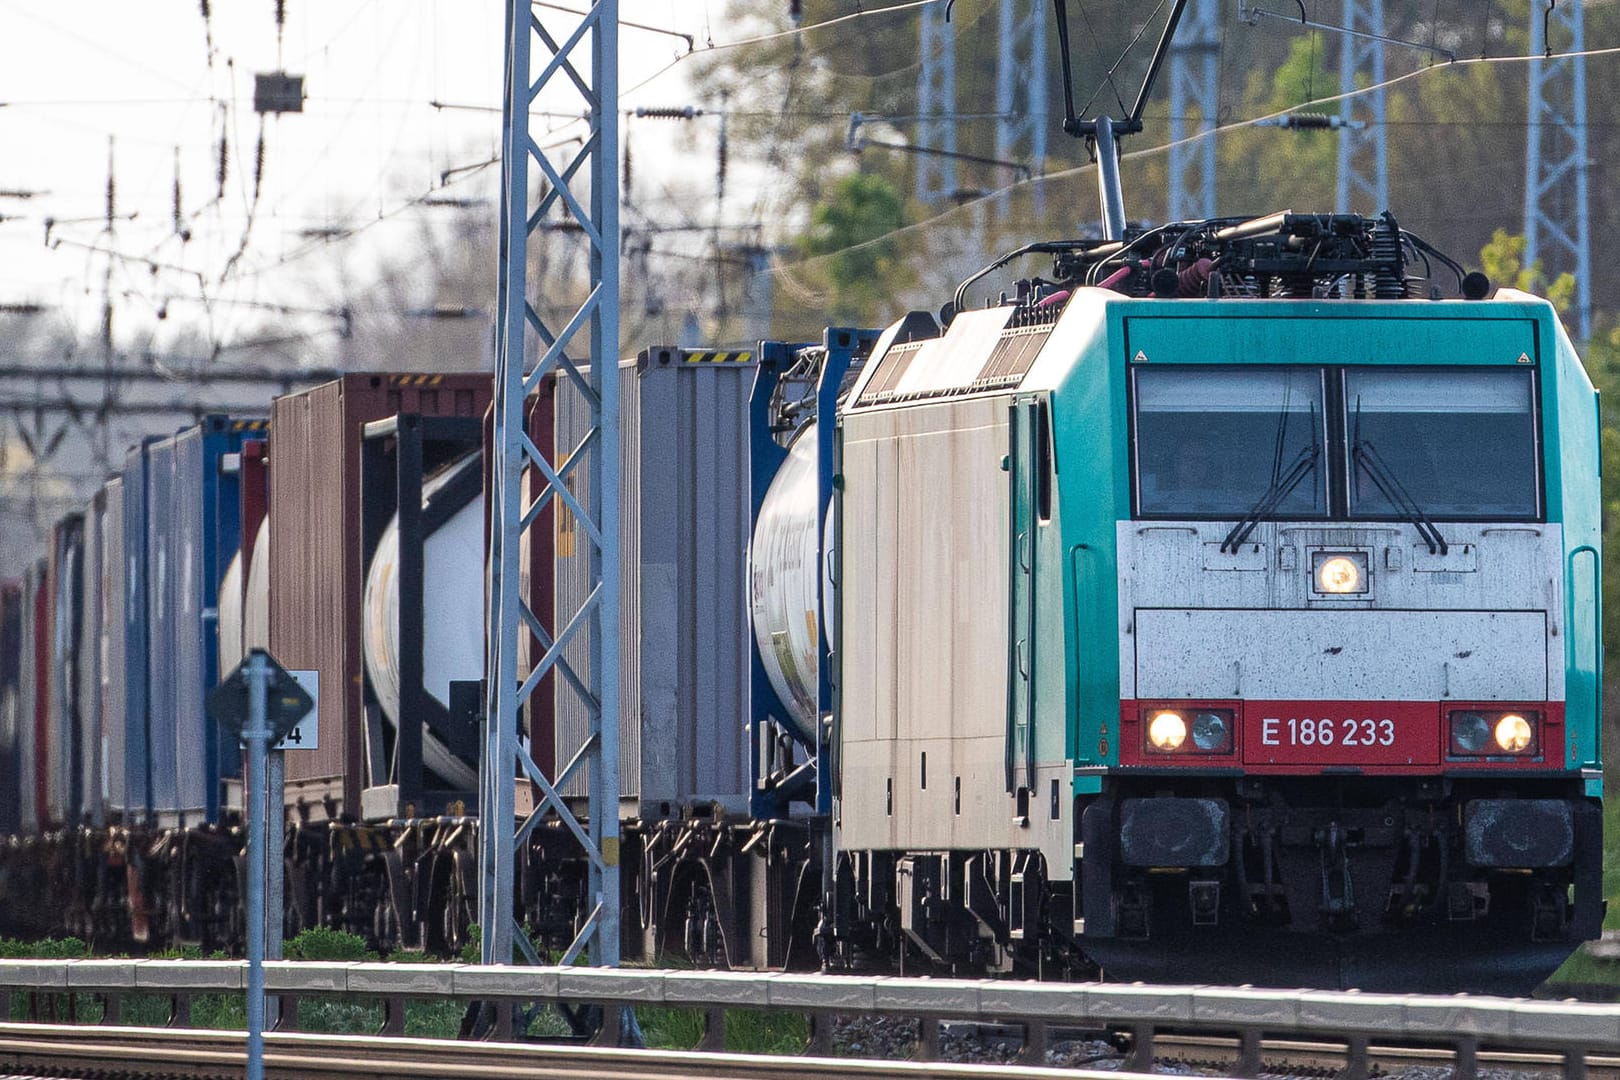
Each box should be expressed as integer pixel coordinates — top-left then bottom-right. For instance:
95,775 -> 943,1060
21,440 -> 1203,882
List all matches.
628,1006 -> 807,1054
1480,230 -> 1576,312
722,1009 -> 811,1055
283,926 -> 373,962
797,172 -> 908,322
637,1005 -> 706,1049
0,937 -> 90,959
1267,36 -> 1336,112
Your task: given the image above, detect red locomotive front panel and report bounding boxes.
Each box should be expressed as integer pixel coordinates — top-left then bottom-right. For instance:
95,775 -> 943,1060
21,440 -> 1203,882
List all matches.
1243,701 -> 1438,767
1119,698 -> 1565,771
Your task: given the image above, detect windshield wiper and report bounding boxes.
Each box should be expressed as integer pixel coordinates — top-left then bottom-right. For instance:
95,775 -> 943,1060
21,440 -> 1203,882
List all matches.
1221,440 -> 1321,553
1352,438 -> 1449,555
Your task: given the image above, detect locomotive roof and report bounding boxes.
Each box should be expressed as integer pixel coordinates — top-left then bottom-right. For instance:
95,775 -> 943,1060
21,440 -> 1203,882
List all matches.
846,288 -> 1569,413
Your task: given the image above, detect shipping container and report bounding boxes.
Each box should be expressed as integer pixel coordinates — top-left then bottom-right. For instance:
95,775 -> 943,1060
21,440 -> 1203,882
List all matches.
554,351 -> 755,815
145,417 -> 268,825
18,560 -> 45,833
477,390 -> 559,792
77,490 -> 105,826
218,440 -> 267,680
0,581 -> 22,835
100,476 -> 130,817
268,374 -> 492,818
120,443 -> 156,820
46,514 -> 84,826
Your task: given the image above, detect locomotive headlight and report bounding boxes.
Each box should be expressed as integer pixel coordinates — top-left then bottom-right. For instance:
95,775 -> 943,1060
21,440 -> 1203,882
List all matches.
1148,710 -> 1188,751
1191,710 -> 1234,752
1313,551 -> 1368,594
1448,708 -> 1539,757
1450,710 -> 1490,754
1493,713 -> 1534,753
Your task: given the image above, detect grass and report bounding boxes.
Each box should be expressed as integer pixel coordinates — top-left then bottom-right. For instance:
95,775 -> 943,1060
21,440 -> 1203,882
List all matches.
1544,765 -> 1620,990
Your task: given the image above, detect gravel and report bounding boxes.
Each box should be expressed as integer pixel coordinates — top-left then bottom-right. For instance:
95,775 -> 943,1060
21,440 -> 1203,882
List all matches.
829,1016 -> 1561,1078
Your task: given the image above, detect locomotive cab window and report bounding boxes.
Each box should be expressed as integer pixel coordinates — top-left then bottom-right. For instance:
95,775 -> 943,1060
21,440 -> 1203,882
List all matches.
1133,366 -> 1327,519
1345,368 -> 1540,521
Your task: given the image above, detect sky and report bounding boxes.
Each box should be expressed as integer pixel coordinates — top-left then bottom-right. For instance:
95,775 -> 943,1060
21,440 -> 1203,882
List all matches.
0,0 -> 737,363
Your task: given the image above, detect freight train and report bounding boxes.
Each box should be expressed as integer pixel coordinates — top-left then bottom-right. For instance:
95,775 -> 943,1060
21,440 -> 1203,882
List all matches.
0,211 -> 1601,994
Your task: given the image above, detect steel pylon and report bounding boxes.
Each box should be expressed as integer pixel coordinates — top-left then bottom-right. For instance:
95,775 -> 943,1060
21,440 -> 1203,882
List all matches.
1167,0 -> 1219,221
482,0 -> 620,968
916,1 -> 957,202
996,0 -> 1048,209
1335,0 -> 1387,214
1524,0 -> 1592,341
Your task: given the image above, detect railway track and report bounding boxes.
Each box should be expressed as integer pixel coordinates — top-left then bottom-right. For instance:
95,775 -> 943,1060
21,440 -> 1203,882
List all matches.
1148,1032 -> 1620,1078
4,1023 -> 1619,1080
0,1023 -> 1141,1080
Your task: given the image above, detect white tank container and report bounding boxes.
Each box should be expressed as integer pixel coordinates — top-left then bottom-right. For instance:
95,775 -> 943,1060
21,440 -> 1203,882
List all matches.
218,552 -> 243,678
244,521 -> 270,655
749,423 -> 834,739
219,520 -> 271,679
360,458 -> 483,791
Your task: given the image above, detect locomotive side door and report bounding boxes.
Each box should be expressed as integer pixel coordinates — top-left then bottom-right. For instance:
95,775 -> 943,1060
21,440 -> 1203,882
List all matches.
1006,395 -> 1042,796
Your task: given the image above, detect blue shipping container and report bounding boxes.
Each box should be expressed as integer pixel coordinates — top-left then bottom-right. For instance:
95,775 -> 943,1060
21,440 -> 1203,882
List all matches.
145,417 -> 265,824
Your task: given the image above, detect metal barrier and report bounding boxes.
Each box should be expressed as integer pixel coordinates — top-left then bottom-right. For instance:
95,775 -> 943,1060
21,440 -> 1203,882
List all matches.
0,960 -> 1613,1078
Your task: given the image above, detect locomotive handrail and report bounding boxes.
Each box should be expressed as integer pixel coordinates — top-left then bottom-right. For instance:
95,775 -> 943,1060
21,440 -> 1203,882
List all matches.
0,959 -> 1614,1077
1571,544 -> 1602,754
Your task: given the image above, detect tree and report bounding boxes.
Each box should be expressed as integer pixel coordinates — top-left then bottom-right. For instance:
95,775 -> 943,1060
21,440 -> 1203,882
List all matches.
1479,229 -> 1576,313
796,171 -> 908,324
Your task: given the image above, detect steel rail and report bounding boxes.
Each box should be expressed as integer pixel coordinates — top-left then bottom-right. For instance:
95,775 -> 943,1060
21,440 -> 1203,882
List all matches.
3,960 -> 1619,1079
0,1024 -> 1153,1080
1149,1032 -> 1620,1079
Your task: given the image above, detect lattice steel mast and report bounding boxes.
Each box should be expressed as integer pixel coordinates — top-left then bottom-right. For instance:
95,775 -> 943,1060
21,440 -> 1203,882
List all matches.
1167,0 -> 1219,220
1335,0 -> 1388,214
916,2 -> 957,202
482,0 -> 620,967
997,0 -> 1049,207
1525,0 -> 1591,341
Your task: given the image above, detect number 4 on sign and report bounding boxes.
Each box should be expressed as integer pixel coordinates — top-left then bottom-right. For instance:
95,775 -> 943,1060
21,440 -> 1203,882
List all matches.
275,670 -> 319,750
239,670 -> 319,751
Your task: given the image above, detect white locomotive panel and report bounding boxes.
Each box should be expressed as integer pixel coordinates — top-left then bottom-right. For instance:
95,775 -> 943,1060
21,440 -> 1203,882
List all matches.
1117,520 -> 1566,704
1134,607 -> 1548,702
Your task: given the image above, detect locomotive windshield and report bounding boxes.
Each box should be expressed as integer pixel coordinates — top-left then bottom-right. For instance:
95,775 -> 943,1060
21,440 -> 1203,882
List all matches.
1346,368 -> 1539,520
1131,365 -> 1541,521
1133,367 -> 1327,518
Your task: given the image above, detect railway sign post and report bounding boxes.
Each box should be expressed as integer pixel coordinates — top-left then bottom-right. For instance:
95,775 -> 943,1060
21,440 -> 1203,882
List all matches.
208,650 -> 313,1080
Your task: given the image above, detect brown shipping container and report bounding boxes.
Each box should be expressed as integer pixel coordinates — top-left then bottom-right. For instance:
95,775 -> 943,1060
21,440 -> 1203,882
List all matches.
269,373 -> 493,817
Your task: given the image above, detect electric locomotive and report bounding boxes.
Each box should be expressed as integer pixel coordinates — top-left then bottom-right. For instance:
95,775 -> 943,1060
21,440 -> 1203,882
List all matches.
783,211 -> 1603,992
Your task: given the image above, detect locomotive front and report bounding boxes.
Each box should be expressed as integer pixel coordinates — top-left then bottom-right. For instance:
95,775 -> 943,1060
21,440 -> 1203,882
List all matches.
1082,284 -> 1603,990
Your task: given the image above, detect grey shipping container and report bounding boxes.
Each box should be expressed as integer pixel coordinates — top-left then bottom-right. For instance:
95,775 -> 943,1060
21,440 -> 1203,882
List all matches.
145,434 -> 179,820
554,350 -> 755,815
121,442 -> 156,819
100,477 -> 130,817
0,581 -> 21,835
146,418 -> 266,825
17,560 -> 43,834
77,490 -> 104,826
47,513 -> 84,826
269,374 -> 492,818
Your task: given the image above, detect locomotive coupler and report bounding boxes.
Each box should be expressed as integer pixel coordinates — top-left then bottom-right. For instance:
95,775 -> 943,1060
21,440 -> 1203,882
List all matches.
1317,821 -> 1356,925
